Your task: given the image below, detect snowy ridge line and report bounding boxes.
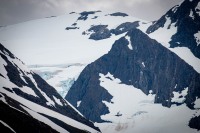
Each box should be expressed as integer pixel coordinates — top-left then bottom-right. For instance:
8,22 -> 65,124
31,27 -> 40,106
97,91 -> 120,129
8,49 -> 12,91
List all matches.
20,105 -> 69,133
0,120 -> 16,133
0,88 -> 99,133
0,71 -> 98,132
0,93 -> 28,115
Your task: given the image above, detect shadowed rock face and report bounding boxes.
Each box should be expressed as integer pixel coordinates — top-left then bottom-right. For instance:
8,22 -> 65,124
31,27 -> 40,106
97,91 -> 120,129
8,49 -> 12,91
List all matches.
146,0 -> 200,59
189,115 -> 200,131
66,28 -> 200,122
0,95 -> 59,133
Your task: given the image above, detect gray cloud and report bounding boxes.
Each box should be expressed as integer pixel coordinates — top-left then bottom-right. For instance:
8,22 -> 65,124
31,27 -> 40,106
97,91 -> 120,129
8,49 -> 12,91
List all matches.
0,0 -> 183,26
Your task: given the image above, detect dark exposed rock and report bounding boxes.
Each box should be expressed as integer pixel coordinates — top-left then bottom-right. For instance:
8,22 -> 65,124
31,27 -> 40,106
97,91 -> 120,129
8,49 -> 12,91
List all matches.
146,0 -> 200,58
78,11 -> 97,21
72,23 -> 77,26
69,12 -> 76,14
88,25 -> 111,40
46,16 -> 56,18
0,73 -> 5,78
189,115 -> 200,131
66,27 -> 79,30
66,28 -> 200,122
109,12 -> 128,17
110,21 -> 139,35
92,16 -> 98,19
86,22 -> 139,40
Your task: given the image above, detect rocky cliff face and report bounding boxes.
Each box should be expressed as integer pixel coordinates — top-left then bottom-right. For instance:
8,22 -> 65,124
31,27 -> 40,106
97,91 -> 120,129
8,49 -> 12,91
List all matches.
147,0 -> 200,58
66,28 -> 200,122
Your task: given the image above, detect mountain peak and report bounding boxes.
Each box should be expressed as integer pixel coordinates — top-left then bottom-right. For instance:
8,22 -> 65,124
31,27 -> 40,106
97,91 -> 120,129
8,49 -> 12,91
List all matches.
146,0 -> 200,59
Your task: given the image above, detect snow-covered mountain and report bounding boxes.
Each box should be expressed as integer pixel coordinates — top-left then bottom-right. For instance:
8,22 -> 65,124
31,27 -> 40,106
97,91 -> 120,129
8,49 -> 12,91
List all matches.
65,0 -> 200,132
146,0 -> 200,58
66,28 -> 200,133
138,0 -> 200,73
0,11 -> 143,65
0,43 -> 99,133
0,0 -> 200,133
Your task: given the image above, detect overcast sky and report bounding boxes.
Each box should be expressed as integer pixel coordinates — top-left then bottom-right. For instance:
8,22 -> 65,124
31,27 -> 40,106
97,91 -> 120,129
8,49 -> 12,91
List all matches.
0,0 -> 183,26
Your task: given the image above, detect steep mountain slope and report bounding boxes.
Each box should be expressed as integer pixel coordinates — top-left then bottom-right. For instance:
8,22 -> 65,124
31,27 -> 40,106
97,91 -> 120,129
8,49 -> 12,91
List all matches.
65,28 -> 200,132
0,43 -> 99,133
138,0 -> 200,73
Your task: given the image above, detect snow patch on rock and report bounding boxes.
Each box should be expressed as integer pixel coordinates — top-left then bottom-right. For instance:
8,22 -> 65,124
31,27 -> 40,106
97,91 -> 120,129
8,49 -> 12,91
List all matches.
194,31 -> 200,46
171,87 -> 188,103
125,35 -> 132,50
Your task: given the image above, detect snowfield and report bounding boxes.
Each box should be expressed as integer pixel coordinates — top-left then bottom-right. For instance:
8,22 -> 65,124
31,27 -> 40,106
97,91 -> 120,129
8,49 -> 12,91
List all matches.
0,11 -> 143,65
94,73 -> 200,133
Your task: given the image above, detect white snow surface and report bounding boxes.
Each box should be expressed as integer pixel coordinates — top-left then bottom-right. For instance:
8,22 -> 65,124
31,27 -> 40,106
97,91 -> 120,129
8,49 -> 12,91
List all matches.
0,120 -> 16,133
194,97 -> 200,109
0,11 -> 142,65
95,72 -> 199,133
53,96 -> 63,106
147,16 -> 177,47
169,47 -> 200,73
